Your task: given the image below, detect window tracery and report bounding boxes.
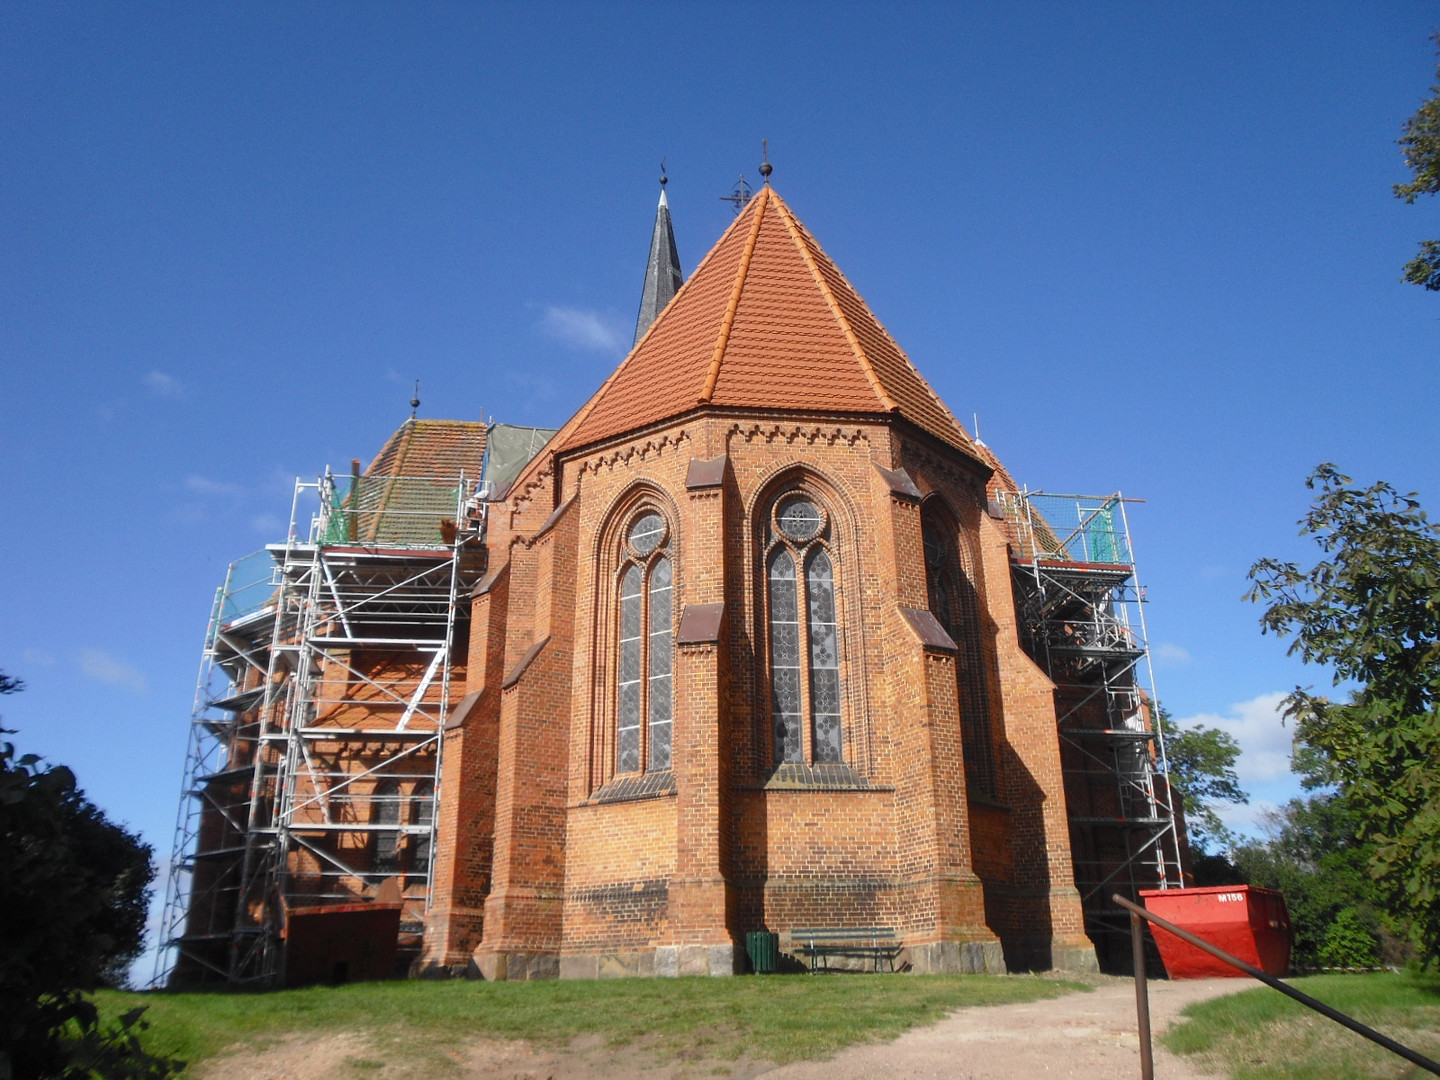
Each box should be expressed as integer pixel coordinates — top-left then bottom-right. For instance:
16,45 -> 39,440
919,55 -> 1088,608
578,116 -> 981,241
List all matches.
614,508 -> 674,775
765,493 -> 845,764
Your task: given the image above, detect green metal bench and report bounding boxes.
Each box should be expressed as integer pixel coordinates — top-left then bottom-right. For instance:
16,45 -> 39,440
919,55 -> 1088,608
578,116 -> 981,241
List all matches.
792,927 -> 900,973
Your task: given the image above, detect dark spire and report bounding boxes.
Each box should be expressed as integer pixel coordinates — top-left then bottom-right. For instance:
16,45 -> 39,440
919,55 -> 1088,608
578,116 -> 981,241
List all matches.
634,168 -> 683,345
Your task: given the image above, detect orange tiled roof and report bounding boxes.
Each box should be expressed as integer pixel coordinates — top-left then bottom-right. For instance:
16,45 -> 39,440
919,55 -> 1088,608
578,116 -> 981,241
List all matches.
365,419 -> 487,481
553,186 -> 979,457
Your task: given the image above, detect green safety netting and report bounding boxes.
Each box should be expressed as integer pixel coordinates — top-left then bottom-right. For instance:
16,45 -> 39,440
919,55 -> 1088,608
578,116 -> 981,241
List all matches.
1020,495 -> 1131,565
322,475 -> 463,546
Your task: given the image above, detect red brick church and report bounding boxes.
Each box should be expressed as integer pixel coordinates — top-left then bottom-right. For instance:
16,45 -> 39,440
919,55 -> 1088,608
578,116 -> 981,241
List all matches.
416,176 -> 1169,980
168,173 -> 1185,986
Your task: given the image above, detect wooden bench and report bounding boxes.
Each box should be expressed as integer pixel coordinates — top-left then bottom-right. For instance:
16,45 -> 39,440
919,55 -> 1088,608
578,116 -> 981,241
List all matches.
792,927 -> 900,973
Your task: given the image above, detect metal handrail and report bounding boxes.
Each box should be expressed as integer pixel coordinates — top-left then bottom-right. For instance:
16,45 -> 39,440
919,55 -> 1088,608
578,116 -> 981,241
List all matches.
1113,893 -> 1440,1079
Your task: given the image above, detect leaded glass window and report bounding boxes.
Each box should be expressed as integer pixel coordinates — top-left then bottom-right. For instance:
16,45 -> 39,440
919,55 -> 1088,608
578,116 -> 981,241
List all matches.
648,556 -> 673,770
765,492 -> 845,765
629,512 -> 666,556
806,549 -> 842,762
617,564 -> 643,773
768,550 -> 802,762
777,497 -> 824,542
613,509 -> 675,775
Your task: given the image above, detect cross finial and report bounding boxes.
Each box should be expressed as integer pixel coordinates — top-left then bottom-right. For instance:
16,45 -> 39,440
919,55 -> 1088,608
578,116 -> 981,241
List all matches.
720,173 -> 752,215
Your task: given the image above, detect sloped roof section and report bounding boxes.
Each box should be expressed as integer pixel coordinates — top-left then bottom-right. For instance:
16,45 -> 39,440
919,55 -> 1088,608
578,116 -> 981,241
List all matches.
323,419 -> 487,547
366,419 -> 487,481
554,186 -> 978,457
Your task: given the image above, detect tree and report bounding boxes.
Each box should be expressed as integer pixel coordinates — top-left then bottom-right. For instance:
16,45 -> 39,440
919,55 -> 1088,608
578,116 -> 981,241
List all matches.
0,673 -> 180,1079
1232,794 -> 1394,969
1396,34 -> 1440,289
1156,704 -> 1248,856
1246,464 -> 1440,963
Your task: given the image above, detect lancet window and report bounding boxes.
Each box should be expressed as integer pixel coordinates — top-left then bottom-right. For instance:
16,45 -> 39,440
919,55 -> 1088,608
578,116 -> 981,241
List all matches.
922,502 -> 997,796
765,493 -> 844,765
371,779 -> 401,876
615,510 -> 674,774
410,781 -> 434,880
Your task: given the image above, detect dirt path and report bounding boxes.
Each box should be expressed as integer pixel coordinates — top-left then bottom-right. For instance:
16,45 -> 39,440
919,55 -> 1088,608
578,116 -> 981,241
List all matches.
765,975 -> 1245,1080
199,975 -> 1249,1080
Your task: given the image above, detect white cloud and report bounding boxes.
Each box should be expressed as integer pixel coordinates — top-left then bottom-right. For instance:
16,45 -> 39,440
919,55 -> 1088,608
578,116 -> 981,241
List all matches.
1215,797 -> 1284,838
250,513 -> 284,535
539,306 -> 625,353
78,649 -> 148,695
1153,642 -> 1191,665
22,649 -> 55,666
143,370 -> 184,398
1173,691 -> 1294,786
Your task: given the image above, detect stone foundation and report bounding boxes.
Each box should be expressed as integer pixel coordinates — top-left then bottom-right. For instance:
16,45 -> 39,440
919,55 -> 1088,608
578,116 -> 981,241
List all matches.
907,940 -> 1008,974
473,944 -> 739,980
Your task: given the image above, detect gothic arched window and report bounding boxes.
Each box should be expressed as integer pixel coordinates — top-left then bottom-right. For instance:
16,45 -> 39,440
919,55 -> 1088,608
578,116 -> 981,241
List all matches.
616,510 -> 674,774
922,503 -> 997,796
371,779 -> 401,877
765,493 -> 844,765
410,781 -> 434,881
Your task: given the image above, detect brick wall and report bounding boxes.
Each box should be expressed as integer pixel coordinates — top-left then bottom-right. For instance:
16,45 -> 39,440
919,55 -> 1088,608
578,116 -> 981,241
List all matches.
424,410 -> 1094,977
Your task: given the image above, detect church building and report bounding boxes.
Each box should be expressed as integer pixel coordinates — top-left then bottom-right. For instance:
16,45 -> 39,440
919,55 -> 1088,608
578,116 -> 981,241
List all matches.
417,175 -> 1154,979
166,171 -> 1185,987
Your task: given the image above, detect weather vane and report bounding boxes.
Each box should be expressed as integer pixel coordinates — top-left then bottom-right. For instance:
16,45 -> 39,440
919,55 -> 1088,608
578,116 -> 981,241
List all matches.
410,380 -> 420,420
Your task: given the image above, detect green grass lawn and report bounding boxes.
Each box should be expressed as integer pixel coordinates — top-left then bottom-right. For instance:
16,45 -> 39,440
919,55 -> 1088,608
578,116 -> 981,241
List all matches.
1163,972 -> 1440,1080
98,973 -> 1088,1074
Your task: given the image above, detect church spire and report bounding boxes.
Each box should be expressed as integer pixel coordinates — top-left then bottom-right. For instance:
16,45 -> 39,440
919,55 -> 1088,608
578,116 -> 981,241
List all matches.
634,169 -> 683,345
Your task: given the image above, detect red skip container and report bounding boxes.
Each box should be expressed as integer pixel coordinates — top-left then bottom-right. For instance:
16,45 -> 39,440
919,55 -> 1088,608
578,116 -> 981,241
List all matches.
1139,884 -> 1292,979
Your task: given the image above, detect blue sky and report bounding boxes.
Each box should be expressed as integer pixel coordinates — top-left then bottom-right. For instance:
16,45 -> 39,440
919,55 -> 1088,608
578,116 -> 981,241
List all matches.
3,3 -> 1437,979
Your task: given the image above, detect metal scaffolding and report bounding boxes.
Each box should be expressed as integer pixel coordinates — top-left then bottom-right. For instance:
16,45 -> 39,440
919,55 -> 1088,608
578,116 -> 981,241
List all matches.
996,490 -> 1183,968
156,468 -> 485,986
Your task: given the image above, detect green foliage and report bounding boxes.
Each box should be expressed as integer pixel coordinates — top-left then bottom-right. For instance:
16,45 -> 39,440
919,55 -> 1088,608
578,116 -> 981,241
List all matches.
1396,36 -> 1440,204
0,672 -> 180,1079
1164,971 -> 1440,1080
1156,704 -> 1248,855
1320,909 -> 1380,969
1233,794 -> 1389,969
1246,465 -> 1440,964
1396,35 -> 1440,289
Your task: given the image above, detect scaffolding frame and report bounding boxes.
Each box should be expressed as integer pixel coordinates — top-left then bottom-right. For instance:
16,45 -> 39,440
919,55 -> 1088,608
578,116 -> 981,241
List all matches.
996,490 -> 1184,962
156,469 -> 483,986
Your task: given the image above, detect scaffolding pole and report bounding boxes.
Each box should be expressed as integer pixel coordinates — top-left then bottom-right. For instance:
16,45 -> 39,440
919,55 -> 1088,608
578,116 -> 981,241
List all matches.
157,468 -> 482,987
996,490 -> 1183,967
